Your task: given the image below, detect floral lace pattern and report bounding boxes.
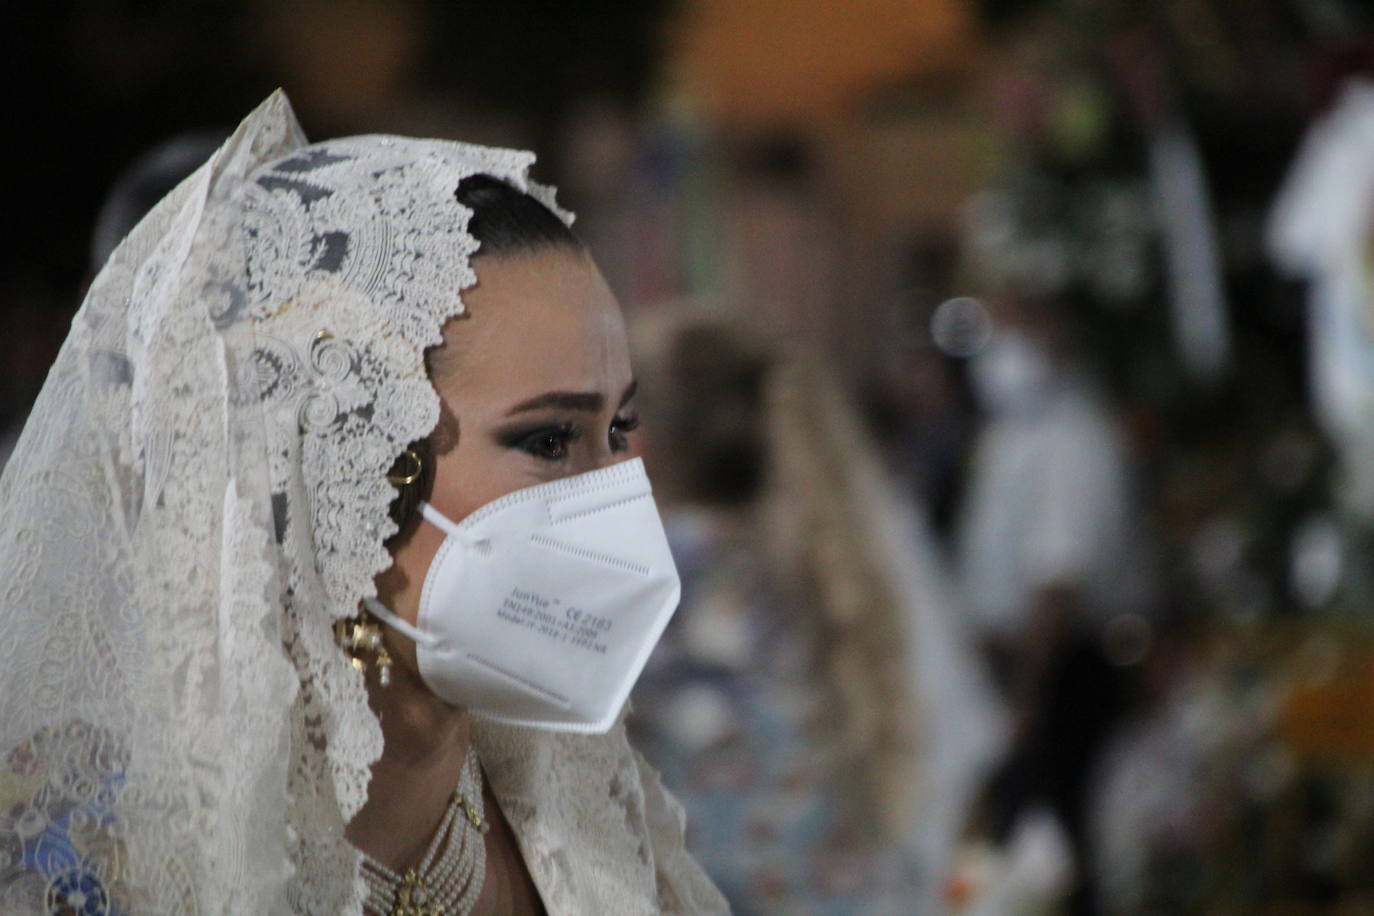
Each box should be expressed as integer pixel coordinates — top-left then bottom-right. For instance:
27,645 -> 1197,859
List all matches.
475,719 -> 728,914
0,92 -> 722,914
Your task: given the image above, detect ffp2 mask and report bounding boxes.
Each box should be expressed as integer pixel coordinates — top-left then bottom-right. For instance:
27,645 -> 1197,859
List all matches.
366,457 -> 680,733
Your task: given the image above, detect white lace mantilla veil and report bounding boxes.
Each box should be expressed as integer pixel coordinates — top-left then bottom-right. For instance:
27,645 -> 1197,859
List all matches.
0,91 -> 726,915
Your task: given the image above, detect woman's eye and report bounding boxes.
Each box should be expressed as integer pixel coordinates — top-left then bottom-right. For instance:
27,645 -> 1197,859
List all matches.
608,412 -> 640,452
517,425 -> 577,461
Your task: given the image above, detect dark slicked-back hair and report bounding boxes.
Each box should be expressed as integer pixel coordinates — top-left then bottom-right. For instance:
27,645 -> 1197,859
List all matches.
454,173 -> 582,258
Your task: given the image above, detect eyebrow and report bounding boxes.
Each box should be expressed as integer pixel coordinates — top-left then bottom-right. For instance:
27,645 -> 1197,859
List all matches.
505,379 -> 637,416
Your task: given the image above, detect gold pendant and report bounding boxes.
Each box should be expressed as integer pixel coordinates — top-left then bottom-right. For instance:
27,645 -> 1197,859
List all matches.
390,869 -> 442,916
455,791 -> 486,831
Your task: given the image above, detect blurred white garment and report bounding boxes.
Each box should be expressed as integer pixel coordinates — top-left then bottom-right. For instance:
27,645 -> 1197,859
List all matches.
1147,121 -> 1231,384
1268,78 -> 1374,517
806,366 -> 1009,912
1087,673 -> 1234,915
857,459 -> 1010,909
958,366 -> 1153,640
958,807 -> 1076,916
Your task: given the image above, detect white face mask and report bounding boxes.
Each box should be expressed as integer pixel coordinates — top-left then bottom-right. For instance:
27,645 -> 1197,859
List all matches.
365,457 -> 680,734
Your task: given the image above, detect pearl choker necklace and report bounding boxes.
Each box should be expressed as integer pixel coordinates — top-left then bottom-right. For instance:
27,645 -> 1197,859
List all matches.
360,747 -> 490,916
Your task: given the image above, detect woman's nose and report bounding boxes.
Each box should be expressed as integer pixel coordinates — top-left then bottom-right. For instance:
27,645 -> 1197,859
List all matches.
578,438 -> 632,475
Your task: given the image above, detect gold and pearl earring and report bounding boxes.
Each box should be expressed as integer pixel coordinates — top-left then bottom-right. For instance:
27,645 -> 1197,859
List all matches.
335,614 -> 395,686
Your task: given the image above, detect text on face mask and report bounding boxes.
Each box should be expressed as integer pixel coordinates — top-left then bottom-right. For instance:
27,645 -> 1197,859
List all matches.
497,587 -> 613,654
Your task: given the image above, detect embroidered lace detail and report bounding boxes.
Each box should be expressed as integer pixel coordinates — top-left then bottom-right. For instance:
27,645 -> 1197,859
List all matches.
0,92 -> 539,915
474,720 -> 729,914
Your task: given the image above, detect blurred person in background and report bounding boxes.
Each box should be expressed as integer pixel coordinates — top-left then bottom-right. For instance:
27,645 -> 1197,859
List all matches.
630,308 -> 1007,915
863,240 -> 976,542
1084,612 -> 1233,915
954,287 -> 1156,914
628,311 -> 924,914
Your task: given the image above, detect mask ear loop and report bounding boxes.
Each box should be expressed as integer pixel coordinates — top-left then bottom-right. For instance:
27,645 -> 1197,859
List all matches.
366,500 -> 488,649
419,501 -> 465,537
419,501 -> 492,552
362,596 -> 440,650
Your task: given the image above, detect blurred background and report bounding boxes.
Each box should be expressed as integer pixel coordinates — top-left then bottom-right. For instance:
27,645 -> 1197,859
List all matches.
9,0 -> 1374,912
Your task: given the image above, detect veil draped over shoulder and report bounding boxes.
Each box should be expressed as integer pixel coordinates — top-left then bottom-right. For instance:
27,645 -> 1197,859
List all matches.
0,92 -> 722,915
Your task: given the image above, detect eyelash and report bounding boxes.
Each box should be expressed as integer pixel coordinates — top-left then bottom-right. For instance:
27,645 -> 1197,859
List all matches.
511,413 -> 640,462
609,412 -> 640,453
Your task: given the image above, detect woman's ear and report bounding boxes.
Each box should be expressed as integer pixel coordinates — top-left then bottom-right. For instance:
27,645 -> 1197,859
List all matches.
386,438 -> 436,542
384,395 -> 459,543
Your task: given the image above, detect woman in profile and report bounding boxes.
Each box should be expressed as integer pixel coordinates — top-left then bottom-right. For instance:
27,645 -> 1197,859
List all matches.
0,91 -> 725,915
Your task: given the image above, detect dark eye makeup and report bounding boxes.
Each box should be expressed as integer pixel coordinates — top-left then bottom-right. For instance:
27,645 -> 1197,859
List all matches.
497,411 -> 640,462
608,411 -> 640,453
500,422 -> 579,461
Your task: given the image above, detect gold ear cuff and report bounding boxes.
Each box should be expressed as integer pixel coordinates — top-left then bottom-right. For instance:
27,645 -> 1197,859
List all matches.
388,448 -> 423,487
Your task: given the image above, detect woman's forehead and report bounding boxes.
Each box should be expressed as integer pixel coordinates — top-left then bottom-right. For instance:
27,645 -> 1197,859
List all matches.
435,249 -> 632,403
